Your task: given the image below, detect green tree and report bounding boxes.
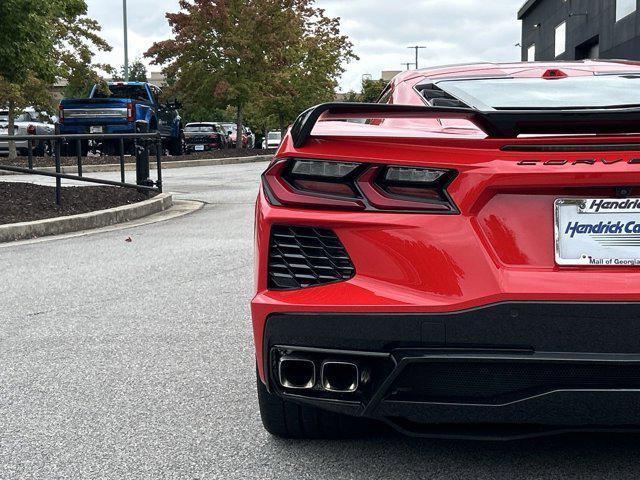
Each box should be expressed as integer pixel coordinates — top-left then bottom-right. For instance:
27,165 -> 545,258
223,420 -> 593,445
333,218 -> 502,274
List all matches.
146,0 -> 356,146
0,0 -> 110,159
360,78 -> 388,103
113,58 -> 148,82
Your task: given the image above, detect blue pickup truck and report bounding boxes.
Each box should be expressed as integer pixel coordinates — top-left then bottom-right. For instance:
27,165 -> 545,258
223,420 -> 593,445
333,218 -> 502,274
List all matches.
58,82 -> 183,156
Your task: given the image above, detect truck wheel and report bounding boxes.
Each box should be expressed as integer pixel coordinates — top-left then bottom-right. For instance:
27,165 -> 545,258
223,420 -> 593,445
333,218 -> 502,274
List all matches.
167,137 -> 183,156
256,370 -> 381,439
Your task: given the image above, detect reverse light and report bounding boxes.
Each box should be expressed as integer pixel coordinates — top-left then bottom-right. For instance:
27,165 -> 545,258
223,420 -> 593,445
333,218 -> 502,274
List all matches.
291,159 -> 360,178
262,158 -> 458,213
384,166 -> 446,184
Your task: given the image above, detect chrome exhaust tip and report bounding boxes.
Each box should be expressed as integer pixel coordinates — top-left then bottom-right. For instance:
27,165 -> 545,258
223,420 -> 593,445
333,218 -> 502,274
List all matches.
321,360 -> 359,393
278,357 -> 316,389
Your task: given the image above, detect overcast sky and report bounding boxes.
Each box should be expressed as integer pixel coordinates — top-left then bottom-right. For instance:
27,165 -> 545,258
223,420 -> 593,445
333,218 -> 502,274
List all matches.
86,0 -> 522,92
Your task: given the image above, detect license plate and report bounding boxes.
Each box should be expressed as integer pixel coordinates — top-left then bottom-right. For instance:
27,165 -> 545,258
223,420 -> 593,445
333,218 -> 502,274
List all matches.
555,198 -> 640,266
90,126 -> 103,133
195,145 -> 205,151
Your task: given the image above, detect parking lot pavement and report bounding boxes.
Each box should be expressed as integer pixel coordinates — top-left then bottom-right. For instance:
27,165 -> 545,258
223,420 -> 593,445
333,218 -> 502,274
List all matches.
3,162 -> 640,479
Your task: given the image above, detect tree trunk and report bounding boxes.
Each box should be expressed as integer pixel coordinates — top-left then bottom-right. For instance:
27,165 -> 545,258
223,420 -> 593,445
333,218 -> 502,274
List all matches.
279,112 -> 286,137
235,103 -> 244,149
7,101 -> 17,161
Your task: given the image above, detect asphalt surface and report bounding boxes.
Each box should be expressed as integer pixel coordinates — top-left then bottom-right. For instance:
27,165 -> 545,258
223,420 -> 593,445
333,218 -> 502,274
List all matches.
3,163 -> 640,479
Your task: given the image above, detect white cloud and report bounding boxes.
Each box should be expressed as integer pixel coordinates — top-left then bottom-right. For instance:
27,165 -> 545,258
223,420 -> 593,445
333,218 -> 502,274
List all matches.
86,0 -> 522,91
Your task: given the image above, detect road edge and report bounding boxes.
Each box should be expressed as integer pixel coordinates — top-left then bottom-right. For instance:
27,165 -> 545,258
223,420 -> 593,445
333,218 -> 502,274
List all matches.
0,193 -> 173,243
0,154 -> 273,176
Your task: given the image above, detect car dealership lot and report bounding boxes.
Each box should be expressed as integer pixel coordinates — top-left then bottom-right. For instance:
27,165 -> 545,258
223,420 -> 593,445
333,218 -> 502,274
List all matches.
2,163 -> 640,479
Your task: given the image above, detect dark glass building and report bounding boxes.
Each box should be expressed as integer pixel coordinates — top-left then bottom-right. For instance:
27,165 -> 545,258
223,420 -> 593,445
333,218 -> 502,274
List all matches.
519,0 -> 640,61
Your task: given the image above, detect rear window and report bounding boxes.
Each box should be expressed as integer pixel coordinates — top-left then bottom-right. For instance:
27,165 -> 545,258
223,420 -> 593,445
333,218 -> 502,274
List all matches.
185,124 -> 215,132
268,132 -> 281,140
94,84 -> 149,102
0,112 -> 8,122
438,75 -> 640,109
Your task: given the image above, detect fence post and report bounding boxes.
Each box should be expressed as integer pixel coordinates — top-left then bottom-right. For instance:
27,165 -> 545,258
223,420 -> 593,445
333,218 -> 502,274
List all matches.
155,133 -> 163,193
135,121 -> 152,195
54,124 -> 62,206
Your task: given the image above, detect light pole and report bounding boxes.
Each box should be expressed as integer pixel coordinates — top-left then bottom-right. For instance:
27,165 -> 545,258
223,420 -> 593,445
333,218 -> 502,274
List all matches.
123,0 -> 129,81
401,62 -> 415,71
407,45 -> 427,69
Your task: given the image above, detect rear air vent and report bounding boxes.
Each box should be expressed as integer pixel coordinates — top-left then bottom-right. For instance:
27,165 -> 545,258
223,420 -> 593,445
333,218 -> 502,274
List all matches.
418,83 -> 468,108
268,226 -> 355,290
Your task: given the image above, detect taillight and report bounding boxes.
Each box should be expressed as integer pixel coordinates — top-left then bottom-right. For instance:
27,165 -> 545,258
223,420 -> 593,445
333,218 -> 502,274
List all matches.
127,102 -> 134,122
262,159 -> 458,213
58,105 -> 64,123
209,133 -> 220,139
27,124 -> 36,135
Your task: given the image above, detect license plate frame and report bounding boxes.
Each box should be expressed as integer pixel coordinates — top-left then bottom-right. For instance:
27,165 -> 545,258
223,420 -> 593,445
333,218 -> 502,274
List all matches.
90,126 -> 104,134
194,144 -> 205,151
554,198 -> 640,266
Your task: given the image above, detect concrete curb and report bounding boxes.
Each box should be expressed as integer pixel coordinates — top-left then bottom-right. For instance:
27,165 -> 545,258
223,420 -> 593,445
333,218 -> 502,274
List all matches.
0,193 -> 173,243
0,154 -> 273,176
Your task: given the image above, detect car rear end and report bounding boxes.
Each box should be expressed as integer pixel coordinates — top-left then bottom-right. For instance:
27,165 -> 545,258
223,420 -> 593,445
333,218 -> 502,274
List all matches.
184,123 -> 225,152
251,62 -> 640,439
58,98 -> 135,135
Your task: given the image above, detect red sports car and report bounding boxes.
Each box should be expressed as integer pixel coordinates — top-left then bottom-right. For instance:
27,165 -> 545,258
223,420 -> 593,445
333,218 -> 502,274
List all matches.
252,61 -> 640,440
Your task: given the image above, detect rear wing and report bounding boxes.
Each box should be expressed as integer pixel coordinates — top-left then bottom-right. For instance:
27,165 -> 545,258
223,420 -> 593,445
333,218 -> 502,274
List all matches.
290,102 -> 640,148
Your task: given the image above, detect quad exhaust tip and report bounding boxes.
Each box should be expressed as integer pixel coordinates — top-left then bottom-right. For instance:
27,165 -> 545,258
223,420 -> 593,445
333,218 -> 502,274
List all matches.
278,357 -> 316,389
321,361 -> 359,393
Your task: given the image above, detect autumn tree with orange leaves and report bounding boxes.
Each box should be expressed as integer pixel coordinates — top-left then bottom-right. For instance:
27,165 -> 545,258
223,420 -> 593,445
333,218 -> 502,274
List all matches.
146,0 -> 356,147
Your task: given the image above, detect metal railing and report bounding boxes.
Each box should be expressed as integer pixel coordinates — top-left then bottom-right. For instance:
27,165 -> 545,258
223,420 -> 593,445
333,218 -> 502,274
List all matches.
0,123 -> 163,205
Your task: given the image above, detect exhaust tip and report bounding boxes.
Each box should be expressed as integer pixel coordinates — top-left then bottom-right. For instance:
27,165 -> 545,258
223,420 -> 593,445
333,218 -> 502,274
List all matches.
278,357 -> 316,389
321,361 -> 359,393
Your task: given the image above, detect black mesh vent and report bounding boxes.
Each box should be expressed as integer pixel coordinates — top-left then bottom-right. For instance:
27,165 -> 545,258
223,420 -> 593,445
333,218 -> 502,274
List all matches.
268,226 -> 355,290
388,360 -> 640,405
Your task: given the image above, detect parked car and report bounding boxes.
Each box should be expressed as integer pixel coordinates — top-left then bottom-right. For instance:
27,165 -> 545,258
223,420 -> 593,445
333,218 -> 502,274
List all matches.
183,122 -> 228,152
0,108 -> 54,156
220,123 -> 249,148
253,60 -> 640,440
58,82 -> 183,156
261,130 -> 282,149
245,126 -> 256,149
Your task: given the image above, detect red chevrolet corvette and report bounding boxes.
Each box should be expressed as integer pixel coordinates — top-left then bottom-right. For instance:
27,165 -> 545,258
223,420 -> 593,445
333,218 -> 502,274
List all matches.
252,61 -> 640,440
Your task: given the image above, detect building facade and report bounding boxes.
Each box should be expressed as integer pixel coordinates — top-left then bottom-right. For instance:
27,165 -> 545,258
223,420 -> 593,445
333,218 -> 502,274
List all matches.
519,0 -> 640,61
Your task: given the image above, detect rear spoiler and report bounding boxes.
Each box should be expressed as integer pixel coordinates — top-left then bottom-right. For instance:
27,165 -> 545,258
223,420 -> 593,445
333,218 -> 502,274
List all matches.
290,102 -> 640,148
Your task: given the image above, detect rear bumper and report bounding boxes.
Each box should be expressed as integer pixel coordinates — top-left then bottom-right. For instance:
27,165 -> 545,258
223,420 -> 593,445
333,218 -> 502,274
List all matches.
263,302 -> 640,439
58,123 -> 136,135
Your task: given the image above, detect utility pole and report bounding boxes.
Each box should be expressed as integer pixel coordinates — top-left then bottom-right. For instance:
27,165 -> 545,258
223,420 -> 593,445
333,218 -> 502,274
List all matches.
123,0 -> 129,81
407,45 -> 427,69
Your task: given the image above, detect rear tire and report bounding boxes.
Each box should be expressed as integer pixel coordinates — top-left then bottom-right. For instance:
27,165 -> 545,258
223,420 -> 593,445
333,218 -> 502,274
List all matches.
256,370 -> 381,439
168,137 -> 183,156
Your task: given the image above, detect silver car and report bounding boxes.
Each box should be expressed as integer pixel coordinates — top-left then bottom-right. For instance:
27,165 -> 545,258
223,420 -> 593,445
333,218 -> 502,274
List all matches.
0,108 -> 55,156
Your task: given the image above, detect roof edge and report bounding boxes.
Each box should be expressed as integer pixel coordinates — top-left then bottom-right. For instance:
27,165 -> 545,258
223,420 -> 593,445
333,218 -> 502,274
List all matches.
518,0 -> 541,19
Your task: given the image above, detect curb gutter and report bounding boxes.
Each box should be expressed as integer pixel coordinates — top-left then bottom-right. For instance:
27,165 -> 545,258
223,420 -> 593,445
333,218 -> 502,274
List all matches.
0,193 -> 173,243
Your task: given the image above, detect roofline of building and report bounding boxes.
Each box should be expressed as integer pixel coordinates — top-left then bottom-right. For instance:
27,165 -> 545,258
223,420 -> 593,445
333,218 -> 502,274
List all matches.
518,0 -> 541,19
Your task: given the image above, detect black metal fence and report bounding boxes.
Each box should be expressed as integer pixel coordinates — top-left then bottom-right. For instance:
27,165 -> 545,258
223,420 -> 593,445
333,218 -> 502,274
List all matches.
0,123 -> 163,205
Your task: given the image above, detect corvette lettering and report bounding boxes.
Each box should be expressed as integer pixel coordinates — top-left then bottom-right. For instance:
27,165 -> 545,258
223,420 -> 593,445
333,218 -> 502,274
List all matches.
517,159 -> 640,165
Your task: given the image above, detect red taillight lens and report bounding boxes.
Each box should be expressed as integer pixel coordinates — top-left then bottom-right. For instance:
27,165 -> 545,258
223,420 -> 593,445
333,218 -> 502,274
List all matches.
262,159 -> 457,213
127,102 -> 134,122
58,105 -> 64,123
27,124 -> 36,135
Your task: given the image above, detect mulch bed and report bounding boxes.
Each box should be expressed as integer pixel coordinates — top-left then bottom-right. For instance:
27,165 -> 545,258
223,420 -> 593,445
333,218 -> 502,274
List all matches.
0,148 -> 276,169
0,182 -> 155,225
